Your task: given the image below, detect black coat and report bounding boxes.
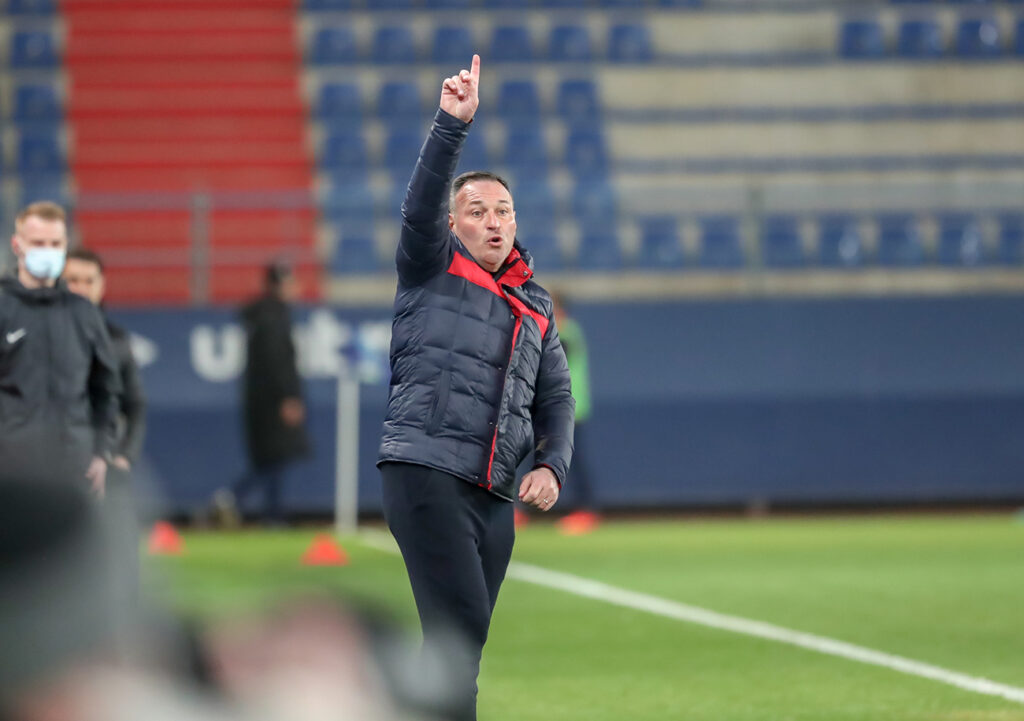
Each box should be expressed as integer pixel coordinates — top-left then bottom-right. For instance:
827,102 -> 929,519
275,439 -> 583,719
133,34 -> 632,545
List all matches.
240,294 -> 310,468
106,320 -> 147,463
377,109 -> 575,501
0,276 -> 121,485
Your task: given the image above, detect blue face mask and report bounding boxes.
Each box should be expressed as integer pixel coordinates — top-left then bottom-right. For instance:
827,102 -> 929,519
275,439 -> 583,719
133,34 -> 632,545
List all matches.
24,247 -> 66,281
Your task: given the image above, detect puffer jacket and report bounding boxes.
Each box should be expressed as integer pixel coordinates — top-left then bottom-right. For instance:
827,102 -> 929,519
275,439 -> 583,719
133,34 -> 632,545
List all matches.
378,109 -> 575,501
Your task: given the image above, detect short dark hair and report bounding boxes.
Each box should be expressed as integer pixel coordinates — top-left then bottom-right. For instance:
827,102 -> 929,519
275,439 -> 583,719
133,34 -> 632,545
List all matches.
265,260 -> 292,288
66,247 -> 105,274
450,171 -> 512,208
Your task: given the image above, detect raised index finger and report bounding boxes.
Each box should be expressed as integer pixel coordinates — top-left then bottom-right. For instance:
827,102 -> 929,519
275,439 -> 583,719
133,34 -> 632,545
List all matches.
470,53 -> 481,84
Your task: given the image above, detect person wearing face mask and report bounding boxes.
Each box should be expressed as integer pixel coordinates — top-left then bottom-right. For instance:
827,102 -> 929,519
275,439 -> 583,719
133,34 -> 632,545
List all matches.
0,202 -> 121,495
377,55 -> 574,721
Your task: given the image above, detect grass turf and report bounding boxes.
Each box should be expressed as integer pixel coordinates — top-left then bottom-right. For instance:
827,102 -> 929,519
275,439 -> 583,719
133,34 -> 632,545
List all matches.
150,513 -> 1024,721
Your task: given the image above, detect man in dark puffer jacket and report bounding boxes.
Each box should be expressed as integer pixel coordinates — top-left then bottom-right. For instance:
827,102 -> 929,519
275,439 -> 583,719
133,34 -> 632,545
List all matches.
378,55 -> 574,721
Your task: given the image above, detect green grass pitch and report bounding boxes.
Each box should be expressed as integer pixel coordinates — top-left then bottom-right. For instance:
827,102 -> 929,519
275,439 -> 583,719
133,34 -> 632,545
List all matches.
152,514 -> 1024,721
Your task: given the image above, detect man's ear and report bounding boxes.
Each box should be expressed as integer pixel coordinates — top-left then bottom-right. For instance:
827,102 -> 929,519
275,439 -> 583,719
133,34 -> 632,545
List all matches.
448,212 -> 455,230
10,234 -> 21,257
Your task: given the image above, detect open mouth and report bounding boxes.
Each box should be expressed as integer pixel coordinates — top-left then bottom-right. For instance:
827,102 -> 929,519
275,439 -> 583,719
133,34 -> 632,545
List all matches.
486,235 -> 504,246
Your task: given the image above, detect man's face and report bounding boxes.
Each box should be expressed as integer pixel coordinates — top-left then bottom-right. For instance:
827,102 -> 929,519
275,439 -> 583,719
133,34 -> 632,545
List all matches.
449,180 -> 516,273
64,258 -> 105,305
12,215 -> 68,267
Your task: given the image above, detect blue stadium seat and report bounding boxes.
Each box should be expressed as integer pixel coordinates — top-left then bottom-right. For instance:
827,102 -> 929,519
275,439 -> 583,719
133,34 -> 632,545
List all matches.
998,215 -> 1024,264
503,125 -> 549,179
760,215 -> 805,268
497,80 -> 542,120
19,176 -> 68,208
309,27 -> 358,65
636,215 -> 684,269
524,235 -> 565,270
372,25 -> 417,64
303,0 -> 355,9
698,216 -> 744,268
897,18 -> 944,59
377,81 -> 423,123
876,214 -> 925,266
1016,18 -> 1024,57
540,0 -> 586,6
490,25 -> 534,63
818,216 -> 865,267
384,126 -> 425,181
557,79 -> 600,122
7,0 -> 58,14
369,0 -> 417,8
512,181 -> 557,242
839,19 -> 886,59
425,0 -> 473,7
331,233 -> 380,274
486,0 -> 530,7
432,25 -> 475,64
576,229 -> 624,270
322,182 -> 375,223
571,180 -> 618,227
17,134 -> 63,174
565,127 -> 609,177
10,31 -> 59,69
320,131 -> 369,175
956,17 -> 1002,58
317,83 -> 362,123
937,214 -> 987,266
13,84 -> 61,124
549,24 -> 592,62
456,123 -> 490,172
608,23 -> 654,63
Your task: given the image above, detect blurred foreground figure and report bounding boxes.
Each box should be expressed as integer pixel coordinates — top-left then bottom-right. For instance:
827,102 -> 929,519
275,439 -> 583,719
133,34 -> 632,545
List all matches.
64,247 -> 148,603
0,202 -> 121,493
0,481 -> 463,721
378,55 -> 575,720
212,262 -> 310,526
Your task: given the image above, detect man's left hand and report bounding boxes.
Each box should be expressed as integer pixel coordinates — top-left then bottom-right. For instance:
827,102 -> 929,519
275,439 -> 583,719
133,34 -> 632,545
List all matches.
86,456 -> 108,499
518,467 -> 559,512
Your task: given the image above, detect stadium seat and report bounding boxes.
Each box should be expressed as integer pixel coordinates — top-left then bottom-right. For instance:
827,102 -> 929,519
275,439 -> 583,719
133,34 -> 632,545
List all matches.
897,18 -> 945,59
377,81 -> 423,123
876,214 -> 925,266
303,0 -> 355,9
486,0 -> 531,8
998,215 -> 1024,264
635,215 -> 685,269
330,233 -> 380,274
369,0 -> 417,8
698,216 -> 744,268
13,84 -> 61,125
839,19 -> 886,59
10,31 -> 59,69
760,215 -> 805,268
497,80 -> 542,120
17,134 -> 64,174
320,131 -> 369,175
1017,19 -> 1024,57
557,79 -> 600,122
456,123 -> 490,172
937,214 -> 987,266
524,235 -> 565,270
309,27 -> 358,65
384,126 -> 425,182
571,180 -> 618,227
372,25 -> 418,64
425,0 -> 473,7
503,125 -> 549,179
432,25 -> 475,64
818,216 -> 865,267
317,83 -> 363,123
608,23 -> 654,63
549,24 -> 592,62
512,181 -> 557,242
565,127 -> 609,177
7,0 -> 58,14
956,17 -> 1002,58
490,25 -> 534,63
322,182 -> 376,223
576,229 -> 624,270
541,0 -> 587,7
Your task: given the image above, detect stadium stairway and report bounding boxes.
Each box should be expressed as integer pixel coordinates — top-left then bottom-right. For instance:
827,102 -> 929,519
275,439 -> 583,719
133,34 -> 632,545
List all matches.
64,0 -> 319,304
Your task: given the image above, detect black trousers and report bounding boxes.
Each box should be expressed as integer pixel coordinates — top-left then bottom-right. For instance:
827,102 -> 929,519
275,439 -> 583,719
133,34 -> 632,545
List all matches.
380,462 -> 515,721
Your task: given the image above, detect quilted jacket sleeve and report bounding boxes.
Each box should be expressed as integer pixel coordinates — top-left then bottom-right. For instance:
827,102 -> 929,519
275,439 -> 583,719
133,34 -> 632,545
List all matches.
396,109 -> 470,285
531,318 -> 575,486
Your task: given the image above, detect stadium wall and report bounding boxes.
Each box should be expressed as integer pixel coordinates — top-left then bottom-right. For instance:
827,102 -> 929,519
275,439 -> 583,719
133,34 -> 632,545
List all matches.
111,295 -> 1024,516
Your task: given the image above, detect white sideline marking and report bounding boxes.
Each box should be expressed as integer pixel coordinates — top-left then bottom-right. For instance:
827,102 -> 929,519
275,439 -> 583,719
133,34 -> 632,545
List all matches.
358,529 -> 1024,705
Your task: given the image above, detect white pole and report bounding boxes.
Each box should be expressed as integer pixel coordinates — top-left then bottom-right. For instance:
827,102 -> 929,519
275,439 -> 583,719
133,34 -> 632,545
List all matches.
334,375 -> 360,536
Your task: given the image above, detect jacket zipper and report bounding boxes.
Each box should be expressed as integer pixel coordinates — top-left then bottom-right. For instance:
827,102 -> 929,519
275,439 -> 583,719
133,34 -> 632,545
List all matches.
485,285 -> 523,490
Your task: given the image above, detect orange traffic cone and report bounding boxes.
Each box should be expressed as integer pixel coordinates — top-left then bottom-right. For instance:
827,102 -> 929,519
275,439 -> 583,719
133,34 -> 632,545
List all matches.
147,521 -> 185,555
301,533 -> 349,566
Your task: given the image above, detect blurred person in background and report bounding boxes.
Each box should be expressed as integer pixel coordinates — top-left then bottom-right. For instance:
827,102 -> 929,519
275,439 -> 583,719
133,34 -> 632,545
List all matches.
64,247 -> 148,606
0,202 -> 121,493
378,55 -> 575,721
211,261 -> 310,527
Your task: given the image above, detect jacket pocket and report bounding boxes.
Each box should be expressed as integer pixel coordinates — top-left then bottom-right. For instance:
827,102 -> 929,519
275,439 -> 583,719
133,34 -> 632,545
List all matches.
424,370 -> 451,436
